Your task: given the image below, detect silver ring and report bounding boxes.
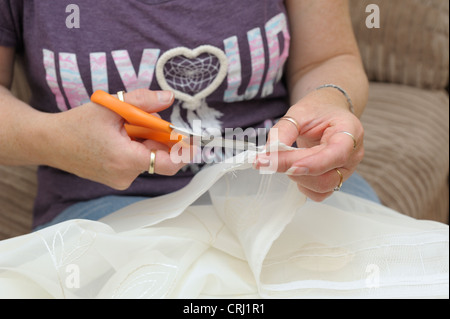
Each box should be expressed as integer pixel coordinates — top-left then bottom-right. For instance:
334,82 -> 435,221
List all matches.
148,150 -> 157,174
333,168 -> 344,191
117,90 -> 126,102
337,131 -> 357,150
279,116 -> 301,133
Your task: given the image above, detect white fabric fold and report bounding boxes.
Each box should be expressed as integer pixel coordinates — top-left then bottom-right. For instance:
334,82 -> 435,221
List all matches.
0,144 -> 448,298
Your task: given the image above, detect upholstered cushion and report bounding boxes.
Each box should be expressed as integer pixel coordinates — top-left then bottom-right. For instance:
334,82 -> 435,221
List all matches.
0,165 -> 36,239
0,59 -> 34,240
357,82 -> 449,223
10,57 -> 31,103
350,0 -> 449,90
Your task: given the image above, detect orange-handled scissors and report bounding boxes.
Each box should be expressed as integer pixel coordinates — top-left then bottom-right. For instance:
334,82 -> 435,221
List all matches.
91,90 -> 254,150
91,90 -> 196,147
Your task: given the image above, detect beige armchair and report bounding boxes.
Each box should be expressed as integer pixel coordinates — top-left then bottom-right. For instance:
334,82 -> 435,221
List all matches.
1,0 -> 448,240
350,0 -> 449,223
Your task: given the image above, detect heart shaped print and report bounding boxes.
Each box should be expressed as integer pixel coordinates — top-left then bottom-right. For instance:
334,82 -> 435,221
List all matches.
156,45 -> 228,110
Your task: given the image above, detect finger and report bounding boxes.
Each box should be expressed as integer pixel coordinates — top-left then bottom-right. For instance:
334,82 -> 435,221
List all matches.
141,139 -> 171,153
134,147 -> 186,177
120,88 -> 174,113
254,145 -> 322,174
295,183 -> 334,202
288,167 -> 350,194
266,115 -> 300,149
255,128 -> 361,175
139,139 -> 189,176
152,149 -> 186,176
290,133 -> 362,176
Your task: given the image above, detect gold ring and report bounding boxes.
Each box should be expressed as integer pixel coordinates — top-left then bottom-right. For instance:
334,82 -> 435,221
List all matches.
334,168 -> 343,191
337,131 -> 357,150
279,116 -> 301,133
148,150 -> 157,174
117,91 -> 126,102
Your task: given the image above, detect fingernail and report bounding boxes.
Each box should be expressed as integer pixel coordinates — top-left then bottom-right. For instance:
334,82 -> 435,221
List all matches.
286,166 -> 309,176
253,155 -> 270,169
157,91 -> 174,104
265,141 -> 279,154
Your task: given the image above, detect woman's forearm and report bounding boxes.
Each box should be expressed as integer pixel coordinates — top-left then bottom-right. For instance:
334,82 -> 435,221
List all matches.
0,85 -> 52,166
285,0 -> 368,118
287,53 -> 369,118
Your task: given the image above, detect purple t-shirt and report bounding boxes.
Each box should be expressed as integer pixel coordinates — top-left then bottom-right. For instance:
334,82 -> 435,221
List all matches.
0,0 -> 291,227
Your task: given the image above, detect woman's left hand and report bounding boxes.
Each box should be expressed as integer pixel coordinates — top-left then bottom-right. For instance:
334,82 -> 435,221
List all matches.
254,88 -> 364,202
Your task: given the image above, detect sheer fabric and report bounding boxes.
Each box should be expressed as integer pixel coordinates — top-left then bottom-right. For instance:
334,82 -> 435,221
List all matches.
0,145 -> 448,298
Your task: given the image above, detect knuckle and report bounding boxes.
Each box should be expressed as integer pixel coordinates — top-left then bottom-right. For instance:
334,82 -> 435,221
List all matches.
163,169 -> 177,176
106,173 -> 134,190
102,162 -> 135,190
356,147 -> 365,163
336,151 -> 350,167
166,164 -> 184,176
132,88 -> 153,106
359,126 -> 365,139
274,153 -> 292,173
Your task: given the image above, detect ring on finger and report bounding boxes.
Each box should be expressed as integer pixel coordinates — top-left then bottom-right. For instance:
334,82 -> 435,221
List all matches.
333,168 -> 344,191
148,150 -> 157,175
117,90 -> 126,102
279,116 -> 301,133
337,131 -> 357,150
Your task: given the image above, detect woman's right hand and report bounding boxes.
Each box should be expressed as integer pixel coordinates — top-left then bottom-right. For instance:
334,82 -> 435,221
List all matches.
41,89 -> 187,190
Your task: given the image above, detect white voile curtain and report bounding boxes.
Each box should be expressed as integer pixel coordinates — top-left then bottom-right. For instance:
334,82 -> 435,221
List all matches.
0,145 -> 448,298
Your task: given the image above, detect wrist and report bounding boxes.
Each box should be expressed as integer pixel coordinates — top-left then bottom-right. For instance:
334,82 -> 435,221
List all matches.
314,84 -> 355,115
285,87 -> 354,135
30,111 -> 77,170
300,86 -> 352,113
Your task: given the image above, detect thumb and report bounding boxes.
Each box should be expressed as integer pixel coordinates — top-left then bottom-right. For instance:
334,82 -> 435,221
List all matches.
267,116 -> 300,149
120,88 -> 174,113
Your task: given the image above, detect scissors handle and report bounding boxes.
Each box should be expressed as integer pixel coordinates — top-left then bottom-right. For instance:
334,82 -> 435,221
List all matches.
91,90 -> 173,135
124,124 -> 183,147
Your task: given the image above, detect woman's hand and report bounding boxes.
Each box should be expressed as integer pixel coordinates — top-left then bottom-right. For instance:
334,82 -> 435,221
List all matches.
255,88 -> 364,202
255,0 -> 368,201
42,89 -> 187,190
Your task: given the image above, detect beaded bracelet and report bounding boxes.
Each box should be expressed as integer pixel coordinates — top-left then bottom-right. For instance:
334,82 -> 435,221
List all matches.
315,84 -> 355,115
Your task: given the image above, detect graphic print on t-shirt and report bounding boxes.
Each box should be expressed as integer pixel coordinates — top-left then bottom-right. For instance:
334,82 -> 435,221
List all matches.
42,12 -> 289,134
155,45 -> 228,133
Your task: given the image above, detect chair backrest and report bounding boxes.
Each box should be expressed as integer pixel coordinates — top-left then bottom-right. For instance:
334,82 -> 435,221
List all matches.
349,0 -> 449,90
11,55 -> 31,103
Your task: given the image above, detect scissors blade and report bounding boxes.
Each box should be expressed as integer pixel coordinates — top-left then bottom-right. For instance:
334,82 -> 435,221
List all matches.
171,125 -> 259,151
169,125 -> 204,139
199,137 -> 258,151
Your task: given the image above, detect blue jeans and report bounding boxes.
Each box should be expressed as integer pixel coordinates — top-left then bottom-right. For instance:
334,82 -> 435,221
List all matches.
35,172 -> 381,230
